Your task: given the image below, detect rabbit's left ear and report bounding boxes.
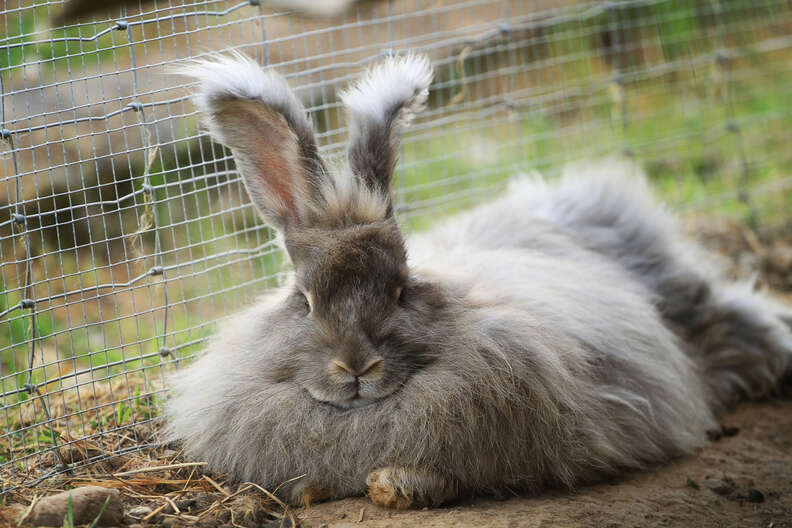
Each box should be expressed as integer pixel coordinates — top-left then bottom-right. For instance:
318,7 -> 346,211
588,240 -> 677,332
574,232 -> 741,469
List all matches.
341,54 -> 433,211
181,53 -> 327,232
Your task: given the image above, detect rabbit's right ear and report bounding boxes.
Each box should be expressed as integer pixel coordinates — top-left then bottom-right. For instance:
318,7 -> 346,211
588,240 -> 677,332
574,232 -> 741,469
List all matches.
181,53 -> 326,232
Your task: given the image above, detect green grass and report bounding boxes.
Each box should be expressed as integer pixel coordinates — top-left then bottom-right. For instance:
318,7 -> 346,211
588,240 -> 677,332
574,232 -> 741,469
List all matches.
400,59 -> 792,231
1,1 -> 122,74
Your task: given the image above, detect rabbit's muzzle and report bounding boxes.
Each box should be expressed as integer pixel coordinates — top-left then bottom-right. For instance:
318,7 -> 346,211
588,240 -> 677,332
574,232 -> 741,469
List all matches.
305,355 -> 395,409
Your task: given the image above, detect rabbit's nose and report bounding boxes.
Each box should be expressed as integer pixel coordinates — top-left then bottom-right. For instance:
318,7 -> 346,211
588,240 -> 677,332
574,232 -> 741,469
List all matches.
331,358 -> 383,378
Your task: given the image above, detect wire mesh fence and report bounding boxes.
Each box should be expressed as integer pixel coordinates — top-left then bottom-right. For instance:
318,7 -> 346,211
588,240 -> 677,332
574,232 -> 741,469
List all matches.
1,0 -> 791,493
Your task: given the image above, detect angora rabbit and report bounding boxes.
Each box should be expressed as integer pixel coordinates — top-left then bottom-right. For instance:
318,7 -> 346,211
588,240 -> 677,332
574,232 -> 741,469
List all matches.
167,53 -> 791,509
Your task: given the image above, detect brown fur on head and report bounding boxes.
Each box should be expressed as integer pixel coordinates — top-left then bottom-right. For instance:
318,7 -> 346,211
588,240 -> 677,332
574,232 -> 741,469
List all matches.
181,52 -> 436,409
281,220 -> 434,409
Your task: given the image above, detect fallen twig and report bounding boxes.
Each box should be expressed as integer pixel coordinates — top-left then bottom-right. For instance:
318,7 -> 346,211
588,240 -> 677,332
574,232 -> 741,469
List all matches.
112,461 -> 207,477
142,502 -> 169,522
203,474 -> 230,496
247,482 -> 288,511
165,496 -> 180,515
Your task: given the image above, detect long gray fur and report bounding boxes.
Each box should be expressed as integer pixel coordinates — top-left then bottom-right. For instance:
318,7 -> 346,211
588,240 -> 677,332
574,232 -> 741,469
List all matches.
167,53 -> 792,508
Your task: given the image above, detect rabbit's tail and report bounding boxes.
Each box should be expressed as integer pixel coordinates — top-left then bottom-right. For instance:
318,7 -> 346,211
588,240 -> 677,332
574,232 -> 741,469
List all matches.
532,159 -> 792,413
681,282 -> 792,412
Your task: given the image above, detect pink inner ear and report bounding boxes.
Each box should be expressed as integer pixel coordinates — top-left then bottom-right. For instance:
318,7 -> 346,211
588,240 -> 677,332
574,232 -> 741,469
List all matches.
254,122 -> 298,215
215,99 -> 304,223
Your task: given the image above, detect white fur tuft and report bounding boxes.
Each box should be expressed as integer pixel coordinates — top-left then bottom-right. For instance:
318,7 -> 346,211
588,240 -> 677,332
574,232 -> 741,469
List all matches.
340,53 -> 433,129
176,51 -> 312,140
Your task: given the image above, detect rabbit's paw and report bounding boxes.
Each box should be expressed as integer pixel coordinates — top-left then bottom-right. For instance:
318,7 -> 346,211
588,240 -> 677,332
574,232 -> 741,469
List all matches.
287,482 -> 332,507
365,466 -> 456,509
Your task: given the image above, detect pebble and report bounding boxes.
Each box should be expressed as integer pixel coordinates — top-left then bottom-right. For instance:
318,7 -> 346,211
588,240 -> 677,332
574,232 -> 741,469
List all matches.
176,498 -> 197,511
126,505 -> 153,519
28,486 -> 123,527
705,478 -> 735,496
721,425 -> 740,437
746,489 -> 765,503
766,244 -> 792,273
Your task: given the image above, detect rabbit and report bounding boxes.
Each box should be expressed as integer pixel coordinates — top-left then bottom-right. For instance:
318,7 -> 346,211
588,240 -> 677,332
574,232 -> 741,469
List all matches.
166,52 -> 792,509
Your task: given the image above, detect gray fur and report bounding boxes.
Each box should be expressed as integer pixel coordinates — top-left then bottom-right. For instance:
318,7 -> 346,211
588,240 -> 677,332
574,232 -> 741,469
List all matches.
167,55 -> 792,507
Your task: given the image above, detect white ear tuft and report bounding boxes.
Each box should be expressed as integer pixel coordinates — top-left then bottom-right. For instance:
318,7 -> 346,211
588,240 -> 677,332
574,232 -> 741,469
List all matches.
341,53 -> 434,203
176,52 -> 315,149
341,53 -> 433,131
176,52 -> 325,231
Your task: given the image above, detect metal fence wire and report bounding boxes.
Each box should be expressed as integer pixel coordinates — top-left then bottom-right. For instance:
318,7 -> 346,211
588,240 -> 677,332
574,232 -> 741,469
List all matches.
1,0 -> 791,492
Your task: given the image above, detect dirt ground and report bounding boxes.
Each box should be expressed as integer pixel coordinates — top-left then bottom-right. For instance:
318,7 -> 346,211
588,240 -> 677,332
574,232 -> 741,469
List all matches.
4,395 -> 791,527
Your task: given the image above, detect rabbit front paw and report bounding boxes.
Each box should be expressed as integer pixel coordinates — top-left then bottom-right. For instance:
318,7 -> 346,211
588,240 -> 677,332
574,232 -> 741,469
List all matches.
286,482 -> 332,507
365,466 -> 457,509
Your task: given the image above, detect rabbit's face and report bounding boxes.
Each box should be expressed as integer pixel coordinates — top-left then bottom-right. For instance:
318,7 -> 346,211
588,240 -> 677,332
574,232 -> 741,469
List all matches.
279,221 -> 446,409
186,53 -> 437,407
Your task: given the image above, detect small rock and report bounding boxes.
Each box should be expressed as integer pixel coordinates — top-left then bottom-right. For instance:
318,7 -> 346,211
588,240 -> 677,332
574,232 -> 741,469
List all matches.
134,424 -> 152,439
707,424 -> 740,441
721,425 -> 740,437
176,498 -> 197,511
28,486 -> 123,526
706,478 -> 735,496
126,505 -> 152,519
58,445 -> 86,463
162,517 -> 178,528
264,518 -> 296,528
746,489 -> 765,503
766,244 -> 792,273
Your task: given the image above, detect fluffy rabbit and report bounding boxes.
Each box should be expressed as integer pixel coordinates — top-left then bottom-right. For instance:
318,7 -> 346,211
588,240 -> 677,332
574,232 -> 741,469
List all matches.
167,52 -> 792,509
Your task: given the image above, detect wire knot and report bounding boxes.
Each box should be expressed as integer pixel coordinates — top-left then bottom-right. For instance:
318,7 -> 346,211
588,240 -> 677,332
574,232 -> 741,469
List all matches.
497,23 -> 513,35
114,20 -> 129,30
20,298 -> 35,309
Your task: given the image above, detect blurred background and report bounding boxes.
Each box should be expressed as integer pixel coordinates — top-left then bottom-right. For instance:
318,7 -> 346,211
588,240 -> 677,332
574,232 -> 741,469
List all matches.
2,0 -> 791,490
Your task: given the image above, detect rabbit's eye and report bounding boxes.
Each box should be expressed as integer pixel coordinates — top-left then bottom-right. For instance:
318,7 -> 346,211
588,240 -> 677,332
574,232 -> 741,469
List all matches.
297,290 -> 312,314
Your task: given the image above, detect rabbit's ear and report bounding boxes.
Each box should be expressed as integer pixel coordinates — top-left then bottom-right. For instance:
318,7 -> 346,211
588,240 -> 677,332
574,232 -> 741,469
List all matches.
341,54 -> 433,209
182,53 -> 326,231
